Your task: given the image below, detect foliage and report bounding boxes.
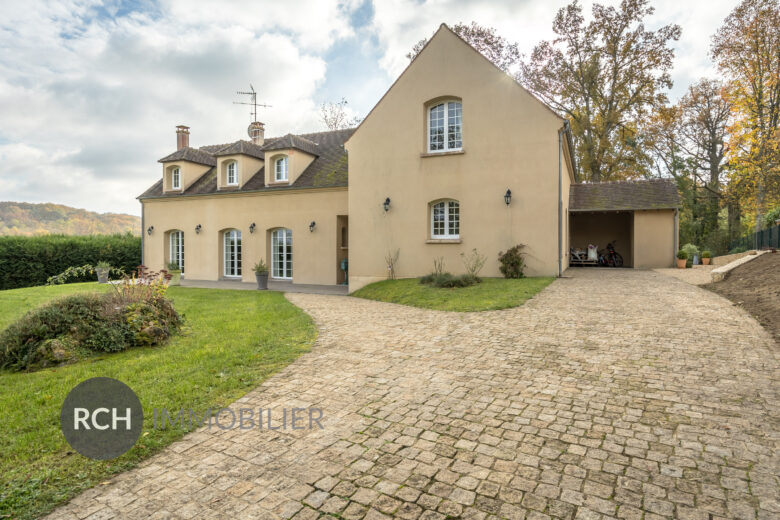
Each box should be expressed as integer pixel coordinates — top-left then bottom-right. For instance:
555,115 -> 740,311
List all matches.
0,275 -> 180,371
764,205 -> 780,227
319,98 -> 362,130
252,259 -> 268,274
729,246 -> 748,254
0,284 -> 315,520
681,243 -> 700,267
419,272 -> 480,288
166,261 -> 181,271
677,249 -> 688,260
46,264 -> 126,285
353,277 -> 555,312
432,256 -> 445,276
519,0 -> 680,182
96,260 -> 111,269
385,249 -> 400,280
0,233 -> 140,290
460,248 -> 487,277
498,244 -> 527,278
0,201 -> 140,236
702,250 -> 712,258
407,22 -> 521,73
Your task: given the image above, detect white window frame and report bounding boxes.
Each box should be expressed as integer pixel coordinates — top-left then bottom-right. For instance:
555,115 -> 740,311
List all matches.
430,200 -> 460,239
274,156 -> 289,182
226,161 -> 238,186
171,167 -> 181,189
169,230 -> 184,272
427,100 -> 463,153
271,228 -> 292,279
223,229 -> 242,277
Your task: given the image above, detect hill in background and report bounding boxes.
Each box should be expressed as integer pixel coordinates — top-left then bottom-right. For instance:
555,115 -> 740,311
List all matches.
0,201 -> 140,236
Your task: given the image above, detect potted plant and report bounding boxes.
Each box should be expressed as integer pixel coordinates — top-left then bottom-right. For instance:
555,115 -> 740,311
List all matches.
166,262 -> 182,286
95,261 -> 111,283
253,259 -> 269,290
676,250 -> 687,269
701,251 -> 711,265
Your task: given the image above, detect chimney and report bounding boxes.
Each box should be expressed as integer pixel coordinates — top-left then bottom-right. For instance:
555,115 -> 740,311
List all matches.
248,121 -> 265,146
176,125 -> 190,150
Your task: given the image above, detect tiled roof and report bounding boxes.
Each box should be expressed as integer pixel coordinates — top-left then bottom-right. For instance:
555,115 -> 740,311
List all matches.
157,147 -> 217,167
569,179 -> 681,211
261,133 -> 320,156
212,140 -> 265,160
139,128 -> 353,199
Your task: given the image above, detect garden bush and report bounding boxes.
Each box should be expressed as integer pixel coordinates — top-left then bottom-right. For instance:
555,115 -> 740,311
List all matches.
0,275 -> 181,371
419,272 -> 480,288
0,233 -> 140,290
498,244 -> 527,278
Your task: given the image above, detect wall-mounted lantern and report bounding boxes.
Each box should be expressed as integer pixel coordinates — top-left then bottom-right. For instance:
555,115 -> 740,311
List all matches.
249,222 -> 256,233
309,221 -> 316,232
195,224 -> 202,234
504,189 -> 512,206
146,225 -> 154,235
383,197 -> 391,212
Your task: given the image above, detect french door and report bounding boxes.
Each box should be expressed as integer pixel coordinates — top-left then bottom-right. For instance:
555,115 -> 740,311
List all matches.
271,228 -> 292,279
169,230 -> 184,272
223,230 -> 242,277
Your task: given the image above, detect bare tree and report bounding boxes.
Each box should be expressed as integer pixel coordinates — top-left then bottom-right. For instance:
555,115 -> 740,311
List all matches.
320,98 -> 361,130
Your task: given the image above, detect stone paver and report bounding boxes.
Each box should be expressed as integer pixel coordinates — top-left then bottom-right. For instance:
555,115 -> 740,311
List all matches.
46,269 -> 779,520
654,265 -> 715,285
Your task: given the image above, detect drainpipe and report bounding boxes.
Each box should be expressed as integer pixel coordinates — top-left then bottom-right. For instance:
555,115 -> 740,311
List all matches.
673,208 -> 679,266
557,124 -> 564,277
140,202 -> 145,266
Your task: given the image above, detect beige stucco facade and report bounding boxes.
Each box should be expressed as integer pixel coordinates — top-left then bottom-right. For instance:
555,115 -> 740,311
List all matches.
345,26 -> 575,291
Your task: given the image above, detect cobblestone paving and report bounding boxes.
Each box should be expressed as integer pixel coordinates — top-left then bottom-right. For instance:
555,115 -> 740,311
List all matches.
47,269 -> 779,520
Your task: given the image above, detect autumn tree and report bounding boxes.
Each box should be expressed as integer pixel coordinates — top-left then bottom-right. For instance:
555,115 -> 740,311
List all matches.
407,22 -> 521,73
519,0 -> 680,182
320,98 -> 361,130
712,0 -> 780,232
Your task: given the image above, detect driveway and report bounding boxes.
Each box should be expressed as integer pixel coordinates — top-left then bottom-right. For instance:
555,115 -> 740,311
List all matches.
47,269 -> 779,520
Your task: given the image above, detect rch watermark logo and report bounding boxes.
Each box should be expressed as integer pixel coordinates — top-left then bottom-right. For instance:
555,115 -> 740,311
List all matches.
60,377 -> 144,460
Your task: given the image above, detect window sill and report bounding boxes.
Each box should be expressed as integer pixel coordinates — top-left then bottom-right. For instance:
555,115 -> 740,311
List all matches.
426,238 -> 462,244
420,149 -> 465,158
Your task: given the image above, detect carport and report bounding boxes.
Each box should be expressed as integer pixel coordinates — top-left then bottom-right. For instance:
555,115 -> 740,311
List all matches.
568,179 -> 681,269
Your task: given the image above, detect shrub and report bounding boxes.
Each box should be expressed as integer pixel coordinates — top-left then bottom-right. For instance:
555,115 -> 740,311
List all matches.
677,250 -> 688,260
0,274 -> 181,371
498,244 -> 527,278
167,261 -> 181,271
701,250 -> 711,258
681,243 -> 699,267
460,249 -> 487,277
729,246 -> 748,254
46,263 -> 126,285
419,272 -> 480,288
0,233 -> 140,290
253,259 -> 268,274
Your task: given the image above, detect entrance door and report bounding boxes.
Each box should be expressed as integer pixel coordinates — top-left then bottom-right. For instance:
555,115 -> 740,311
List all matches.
224,229 -> 242,277
271,228 -> 292,279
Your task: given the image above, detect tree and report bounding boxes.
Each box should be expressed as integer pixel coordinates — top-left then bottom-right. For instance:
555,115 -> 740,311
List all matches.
519,0 -> 681,182
319,98 -> 361,130
712,0 -> 780,232
407,22 -> 521,73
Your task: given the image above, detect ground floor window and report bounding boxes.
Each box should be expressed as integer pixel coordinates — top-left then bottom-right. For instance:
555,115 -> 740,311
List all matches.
271,228 -> 292,279
431,200 -> 460,239
224,229 -> 242,277
169,230 -> 184,272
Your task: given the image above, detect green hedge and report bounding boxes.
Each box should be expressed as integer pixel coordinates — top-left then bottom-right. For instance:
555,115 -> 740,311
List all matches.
0,234 -> 141,290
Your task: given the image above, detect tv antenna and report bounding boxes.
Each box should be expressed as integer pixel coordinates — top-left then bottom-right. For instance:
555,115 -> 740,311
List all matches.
233,84 -> 271,121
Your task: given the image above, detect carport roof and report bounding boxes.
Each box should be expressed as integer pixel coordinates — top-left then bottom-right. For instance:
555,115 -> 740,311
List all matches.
569,179 -> 680,212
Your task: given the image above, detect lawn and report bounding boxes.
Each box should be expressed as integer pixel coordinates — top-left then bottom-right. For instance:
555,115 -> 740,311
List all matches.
0,283 -> 315,520
352,276 -> 555,312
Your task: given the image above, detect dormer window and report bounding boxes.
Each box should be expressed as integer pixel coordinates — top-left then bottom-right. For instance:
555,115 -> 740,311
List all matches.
275,156 -> 289,182
428,101 -> 462,152
226,161 -> 238,185
171,167 -> 181,189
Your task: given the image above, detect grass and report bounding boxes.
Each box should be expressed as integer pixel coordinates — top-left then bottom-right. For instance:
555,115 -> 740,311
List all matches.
0,283 -> 315,520
352,276 -> 555,312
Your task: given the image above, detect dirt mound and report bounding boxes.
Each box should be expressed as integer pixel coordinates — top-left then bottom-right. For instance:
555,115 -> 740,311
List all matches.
704,252 -> 780,344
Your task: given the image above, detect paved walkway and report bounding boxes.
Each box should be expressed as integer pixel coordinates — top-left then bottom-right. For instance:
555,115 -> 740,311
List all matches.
48,270 -> 779,520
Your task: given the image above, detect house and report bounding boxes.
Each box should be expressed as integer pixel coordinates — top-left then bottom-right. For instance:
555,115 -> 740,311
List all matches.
139,25 -> 680,292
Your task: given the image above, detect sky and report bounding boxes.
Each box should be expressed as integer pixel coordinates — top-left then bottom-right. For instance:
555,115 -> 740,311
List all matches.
0,0 -> 738,216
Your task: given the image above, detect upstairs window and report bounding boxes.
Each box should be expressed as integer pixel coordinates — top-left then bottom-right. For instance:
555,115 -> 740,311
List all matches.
275,156 -> 289,182
428,101 -> 462,152
171,167 -> 180,189
226,161 -> 238,185
431,200 -> 460,239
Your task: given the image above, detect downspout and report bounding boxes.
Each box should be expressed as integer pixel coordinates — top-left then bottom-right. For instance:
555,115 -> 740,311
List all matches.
557,124 -> 564,277
673,208 -> 679,266
140,201 -> 145,266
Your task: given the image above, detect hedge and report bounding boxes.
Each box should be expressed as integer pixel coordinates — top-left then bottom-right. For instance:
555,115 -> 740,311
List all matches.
0,233 -> 141,290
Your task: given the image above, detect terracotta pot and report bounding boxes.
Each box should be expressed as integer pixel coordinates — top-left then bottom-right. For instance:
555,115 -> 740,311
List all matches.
702,258 -> 711,265
676,258 -> 687,269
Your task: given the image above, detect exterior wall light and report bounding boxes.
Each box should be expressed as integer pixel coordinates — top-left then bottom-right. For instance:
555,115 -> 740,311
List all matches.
195,224 -> 202,234
249,222 -> 256,233
146,226 -> 154,235
504,189 -> 512,206
309,221 -> 316,232
383,197 -> 391,212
